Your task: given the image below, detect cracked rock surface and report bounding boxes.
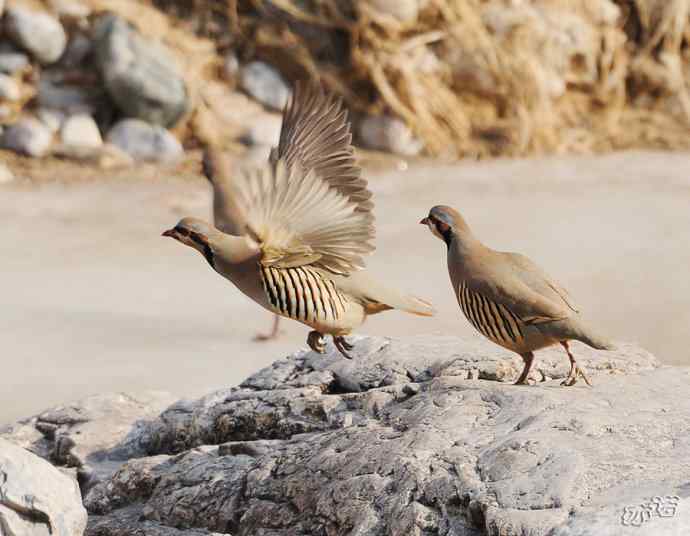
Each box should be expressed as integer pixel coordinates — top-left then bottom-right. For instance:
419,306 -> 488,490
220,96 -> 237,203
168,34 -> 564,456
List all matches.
3,335 -> 689,535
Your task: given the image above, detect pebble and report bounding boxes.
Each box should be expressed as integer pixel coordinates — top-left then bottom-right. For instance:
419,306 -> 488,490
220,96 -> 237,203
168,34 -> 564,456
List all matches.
0,74 -> 21,101
106,118 -> 183,163
36,108 -> 66,133
60,114 -> 102,149
93,14 -> 189,127
240,61 -> 290,111
223,52 -> 240,81
0,163 -> 14,184
358,115 -> 424,156
0,50 -> 30,74
1,117 -> 53,157
243,113 -> 282,146
4,6 -> 67,64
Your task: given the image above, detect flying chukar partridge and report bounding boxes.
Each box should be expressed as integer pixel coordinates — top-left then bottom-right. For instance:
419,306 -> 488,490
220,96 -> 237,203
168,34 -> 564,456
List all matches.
164,84 -> 434,358
420,205 -> 614,386
200,82 -> 371,341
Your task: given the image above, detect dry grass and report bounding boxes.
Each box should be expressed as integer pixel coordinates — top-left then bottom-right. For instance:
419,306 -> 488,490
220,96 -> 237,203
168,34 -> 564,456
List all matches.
81,0 -> 690,157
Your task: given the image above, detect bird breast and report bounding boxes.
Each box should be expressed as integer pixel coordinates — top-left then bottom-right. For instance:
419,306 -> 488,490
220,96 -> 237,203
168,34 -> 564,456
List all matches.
456,281 -> 527,351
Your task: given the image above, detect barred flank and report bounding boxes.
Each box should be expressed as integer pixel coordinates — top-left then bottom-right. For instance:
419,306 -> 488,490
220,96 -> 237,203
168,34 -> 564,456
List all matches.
458,281 -> 524,346
260,265 -> 347,323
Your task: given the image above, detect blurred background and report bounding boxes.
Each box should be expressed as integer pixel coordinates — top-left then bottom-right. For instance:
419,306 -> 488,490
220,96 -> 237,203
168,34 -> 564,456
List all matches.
1,0 -> 689,424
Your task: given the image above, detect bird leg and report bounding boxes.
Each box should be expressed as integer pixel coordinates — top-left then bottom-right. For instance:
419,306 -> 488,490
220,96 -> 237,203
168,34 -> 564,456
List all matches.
514,352 -> 535,385
333,336 -> 354,359
307,330 -> 327,354
560,341 -> 592,387
254,315 -> 282,342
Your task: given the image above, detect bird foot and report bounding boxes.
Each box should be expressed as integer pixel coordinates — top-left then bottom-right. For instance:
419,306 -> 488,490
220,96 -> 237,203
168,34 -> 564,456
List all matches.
333,336 -> 354,359
513,376 -> 536,386
307,331 -> 326,354
561,365 -> 592,387
253,330 -> 282,342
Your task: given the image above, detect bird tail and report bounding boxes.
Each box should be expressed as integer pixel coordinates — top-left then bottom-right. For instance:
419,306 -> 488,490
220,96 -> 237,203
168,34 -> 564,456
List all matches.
391,294 -> 436,317
573,326 -> 616,351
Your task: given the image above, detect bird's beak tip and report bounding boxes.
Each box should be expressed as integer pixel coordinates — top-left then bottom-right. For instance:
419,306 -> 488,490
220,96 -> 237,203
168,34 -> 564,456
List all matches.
162,229 -> 175,238
419,217 -> 429,225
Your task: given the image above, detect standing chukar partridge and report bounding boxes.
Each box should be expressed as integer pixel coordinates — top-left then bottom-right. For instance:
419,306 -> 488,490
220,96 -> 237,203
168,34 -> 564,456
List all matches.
200,82 -> 370,341
164,85 -> 434,358
420,205 -> 614,386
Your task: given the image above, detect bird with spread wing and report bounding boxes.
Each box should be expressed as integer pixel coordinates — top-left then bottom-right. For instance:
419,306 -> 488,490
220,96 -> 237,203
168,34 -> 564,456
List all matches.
163,82 -> 434,358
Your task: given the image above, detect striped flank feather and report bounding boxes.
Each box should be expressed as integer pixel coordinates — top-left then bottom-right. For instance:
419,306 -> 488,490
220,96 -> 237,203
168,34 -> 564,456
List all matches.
457,281 -> 524,347
261,265 -> 347,323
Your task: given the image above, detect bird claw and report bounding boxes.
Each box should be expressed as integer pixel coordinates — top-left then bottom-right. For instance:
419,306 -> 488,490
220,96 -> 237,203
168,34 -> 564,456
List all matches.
253,331 -> 282,342
561,365 -> 592,387
513,376 -> 536,386
307,331 -> 326,354
333,336 -> 354,359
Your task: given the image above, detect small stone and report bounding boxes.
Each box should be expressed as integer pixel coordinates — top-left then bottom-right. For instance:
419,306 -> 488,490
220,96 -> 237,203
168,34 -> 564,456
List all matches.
37,79 -> 103,115
60,33 -> 92,68
0,50 -> 29,74
242,144 -> 272,165
0,163 -> 14,184
49,0 -> 91,19
93,14 -> 189,127
1,117 -> 53,157
60,114 -> 102,149
223,51 -> 240,81
4,6 -> 67,64
0,105 -> 11,120
244,113 -> 282,146
106,119 -> 183,163
366,0 -> 423,23
358,115 -> 424,156
0,73 -> 21,101
37,108 -> 66,133
240,61 -> 290,111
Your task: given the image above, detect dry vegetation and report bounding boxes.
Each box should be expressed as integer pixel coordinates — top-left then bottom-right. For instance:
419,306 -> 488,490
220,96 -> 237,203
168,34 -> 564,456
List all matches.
79,0 -> 690,157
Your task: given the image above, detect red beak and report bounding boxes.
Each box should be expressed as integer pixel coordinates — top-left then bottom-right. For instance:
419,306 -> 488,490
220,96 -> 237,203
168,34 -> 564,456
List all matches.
162,229 -> 176,238
419,217 -> 429,225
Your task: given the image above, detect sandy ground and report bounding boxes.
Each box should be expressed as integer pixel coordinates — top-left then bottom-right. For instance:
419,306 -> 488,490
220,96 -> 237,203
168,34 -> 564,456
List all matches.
2,150 -> 689,424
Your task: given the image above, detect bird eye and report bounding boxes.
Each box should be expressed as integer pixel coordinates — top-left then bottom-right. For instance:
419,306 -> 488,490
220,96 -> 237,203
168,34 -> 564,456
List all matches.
177,227 -> 190,237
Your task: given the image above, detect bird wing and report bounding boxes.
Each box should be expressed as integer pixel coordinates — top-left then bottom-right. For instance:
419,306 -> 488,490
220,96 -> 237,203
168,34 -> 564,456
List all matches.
465,251 -> 576,325
270,81 -> 373,215
230,159 -> 375,275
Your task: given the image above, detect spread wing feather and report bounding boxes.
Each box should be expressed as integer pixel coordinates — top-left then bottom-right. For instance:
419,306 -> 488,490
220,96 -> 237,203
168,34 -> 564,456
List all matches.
270,81 -> 373,215
232,160 -> 375,275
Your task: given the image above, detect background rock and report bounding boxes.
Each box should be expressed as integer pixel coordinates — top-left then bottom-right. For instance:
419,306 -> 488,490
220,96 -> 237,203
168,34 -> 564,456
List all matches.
4,6 -> 67,64
358,115 -> 424,156
242,112 -> 282,147
239,61 -> 290,111
37,80 -> 106,116
0,47 -> 29,74
92,14 -> 188,127
106,119 -> 183,163
0,163 -> 14,184
0,73 -> 21,101
0,438 -> 87,536
1,117 -> 53,157
61,114 -> 103,150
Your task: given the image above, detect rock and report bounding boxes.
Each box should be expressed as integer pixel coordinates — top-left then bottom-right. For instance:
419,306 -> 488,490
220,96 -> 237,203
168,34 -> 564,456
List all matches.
60,114 -> 102,150
1,117 -> 53,157
4,6 -> 67,64
92,14 -> 188,127
243,112 -> 282,146
61,33 -> 92,68
49,0 -> 91,20
37,108 -> 66,133
0,105 -> 11,120
59,335 -> 690,536
240,61 -> 290,111
223,51 -> 239,81
0,438 -> 87,536
0,163 -> 14,184
1,391 -> 178,493
0,50 -> 30,74
358,115 -> 424,155
365,0 -> 427,23
241,144 -> 272,165
0,73 -> 21,101
37,79 -> 106,115
106,119 -> 183,163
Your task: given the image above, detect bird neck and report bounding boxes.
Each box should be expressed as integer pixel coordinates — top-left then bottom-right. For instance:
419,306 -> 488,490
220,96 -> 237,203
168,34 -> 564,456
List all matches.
447,228 -> 482,259
211,234 -> 261,266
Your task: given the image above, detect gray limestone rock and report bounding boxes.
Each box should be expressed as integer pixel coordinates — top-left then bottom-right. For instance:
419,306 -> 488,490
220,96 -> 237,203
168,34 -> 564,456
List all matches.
4,6 -> 67,64
92,14 -> 189,127
239,61 -> 290,111
358,115 -> 424,156
0,438 -> 87,535
4,336 -> 689,536
106,119 -> 183,163
1,117 -> 53,157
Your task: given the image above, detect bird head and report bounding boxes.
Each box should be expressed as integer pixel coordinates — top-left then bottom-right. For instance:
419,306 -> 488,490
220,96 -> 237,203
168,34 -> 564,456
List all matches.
162,217 -> 215,265
419,205 -> 466,245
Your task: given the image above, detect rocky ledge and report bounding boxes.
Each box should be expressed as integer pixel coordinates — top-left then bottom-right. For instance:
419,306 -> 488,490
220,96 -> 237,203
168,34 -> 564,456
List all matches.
2,335 -> 689,536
